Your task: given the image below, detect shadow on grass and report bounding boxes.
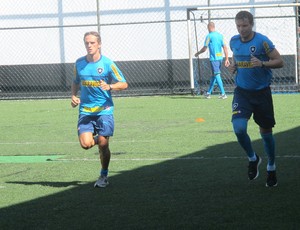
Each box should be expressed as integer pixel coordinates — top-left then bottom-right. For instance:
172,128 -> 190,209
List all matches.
1,127 -> 300,229
6,181 -> 84,188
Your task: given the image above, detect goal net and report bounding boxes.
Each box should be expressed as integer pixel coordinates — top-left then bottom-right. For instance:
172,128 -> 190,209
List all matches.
187,3 -> 300,95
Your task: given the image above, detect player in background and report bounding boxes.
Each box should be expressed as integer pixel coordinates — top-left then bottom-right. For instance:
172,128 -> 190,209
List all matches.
195,22 -> 230,99
227,11 -> 283,187
71,31 -> 128,188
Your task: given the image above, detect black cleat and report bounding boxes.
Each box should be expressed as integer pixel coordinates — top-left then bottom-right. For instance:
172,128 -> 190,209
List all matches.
248,154 -> 262,180
266,171 -> 278,187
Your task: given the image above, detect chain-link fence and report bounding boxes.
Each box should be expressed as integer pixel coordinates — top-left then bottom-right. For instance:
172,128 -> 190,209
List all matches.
188,3 -> 300,95
0,0 -> 299,99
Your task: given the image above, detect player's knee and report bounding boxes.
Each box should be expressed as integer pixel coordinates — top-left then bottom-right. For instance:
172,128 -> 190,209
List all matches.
81,145 -> 91,150
98,136 -> 109,149
232,118 -> 248,135
80,141 -> 93,150
99,142 -> 109,150
260,127 -> 273,134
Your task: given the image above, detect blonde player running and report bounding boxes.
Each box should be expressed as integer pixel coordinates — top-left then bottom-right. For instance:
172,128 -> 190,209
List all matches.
71,31 -> 128,188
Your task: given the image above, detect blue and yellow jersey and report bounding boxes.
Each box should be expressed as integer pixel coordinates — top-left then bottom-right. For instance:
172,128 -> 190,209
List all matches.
204,31 -> 225,61
230,32 -> 274,90
73,55 -> 126,116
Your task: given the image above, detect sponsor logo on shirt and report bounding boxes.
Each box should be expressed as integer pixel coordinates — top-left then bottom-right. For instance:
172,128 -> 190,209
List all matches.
236,61 -> 252,68
82,80 -> 101,87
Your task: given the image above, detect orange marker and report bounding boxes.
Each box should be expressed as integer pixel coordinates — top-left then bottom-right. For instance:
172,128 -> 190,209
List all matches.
195,118 -> 205,122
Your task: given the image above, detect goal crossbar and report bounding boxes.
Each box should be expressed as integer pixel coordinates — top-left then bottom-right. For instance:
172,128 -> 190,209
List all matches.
188,3 -> 300,13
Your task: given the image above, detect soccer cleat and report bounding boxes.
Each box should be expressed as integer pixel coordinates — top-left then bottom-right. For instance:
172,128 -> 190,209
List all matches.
94,176 -> 109,188
266,171 -> 278,187
248,154 -> 261,180
218,94 -> 227,99
205,94 -> 211,99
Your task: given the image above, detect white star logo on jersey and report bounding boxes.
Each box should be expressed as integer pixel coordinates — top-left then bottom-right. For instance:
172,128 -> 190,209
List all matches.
249,46 -> 256,54
97,68 -> 103,74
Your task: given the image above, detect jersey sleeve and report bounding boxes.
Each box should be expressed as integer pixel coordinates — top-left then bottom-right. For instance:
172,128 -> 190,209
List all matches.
229,35 -> 237,51
73,63 -> 80,84
262,35 -> 275,55
109,62 -> 126,82
221,35 -> 226,47
204,34 -> 210,47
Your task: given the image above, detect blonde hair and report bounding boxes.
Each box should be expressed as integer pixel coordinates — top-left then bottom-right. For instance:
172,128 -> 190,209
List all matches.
83,31 -> 101,43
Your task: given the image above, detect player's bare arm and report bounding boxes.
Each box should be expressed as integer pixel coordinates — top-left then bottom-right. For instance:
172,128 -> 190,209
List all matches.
251,49 -> 283,69
227,55 -> 237,74
100,80 -> 128,91
195,46 -> 207,57
223,46 -> 230,67
71,83 -> 80,107
264,48 -> 284,69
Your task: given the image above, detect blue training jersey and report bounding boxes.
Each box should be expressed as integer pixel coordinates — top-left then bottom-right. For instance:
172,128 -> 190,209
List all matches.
204,31 -> 225,61
230,32 -> 274,90
73,55 -> 126,116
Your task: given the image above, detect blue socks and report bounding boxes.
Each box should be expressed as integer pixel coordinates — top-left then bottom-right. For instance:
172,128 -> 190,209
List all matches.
207,76 -> 217,94
207,74 -> 225,95
261,132 -> 276,170
101,169 -> 108,177
233,118 -> 276,170
232,118 -> 255,159
215,74 -> 225,95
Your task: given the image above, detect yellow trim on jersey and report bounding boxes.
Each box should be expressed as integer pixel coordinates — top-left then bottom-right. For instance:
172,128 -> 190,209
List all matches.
263,41 -> 271,54
205,37 -> 210,46
83,106 -> 104,113
111,64 -> 123,81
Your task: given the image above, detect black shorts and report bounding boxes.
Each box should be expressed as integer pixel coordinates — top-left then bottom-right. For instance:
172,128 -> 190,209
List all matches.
231,87 -> 275,129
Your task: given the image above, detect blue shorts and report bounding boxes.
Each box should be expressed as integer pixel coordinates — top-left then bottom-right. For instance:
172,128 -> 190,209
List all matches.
231,87 -> 275,129
210,60 -> 222,75
77,114 -> 114,137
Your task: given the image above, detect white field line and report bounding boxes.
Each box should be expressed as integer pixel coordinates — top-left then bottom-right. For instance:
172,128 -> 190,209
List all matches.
54,155 -> 300,162
0,142 -> 77,145
0,140 -> 156,145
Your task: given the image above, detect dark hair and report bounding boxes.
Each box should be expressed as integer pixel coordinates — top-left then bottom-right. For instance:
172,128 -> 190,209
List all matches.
235,11 -> 254,25
83,31 -> 101,43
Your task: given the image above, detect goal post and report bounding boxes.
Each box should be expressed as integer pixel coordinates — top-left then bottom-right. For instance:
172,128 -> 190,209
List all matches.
187,3 -> 300,95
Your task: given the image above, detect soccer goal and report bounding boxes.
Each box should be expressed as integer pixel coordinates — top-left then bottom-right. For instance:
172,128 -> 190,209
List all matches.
187,3 -> 300,95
